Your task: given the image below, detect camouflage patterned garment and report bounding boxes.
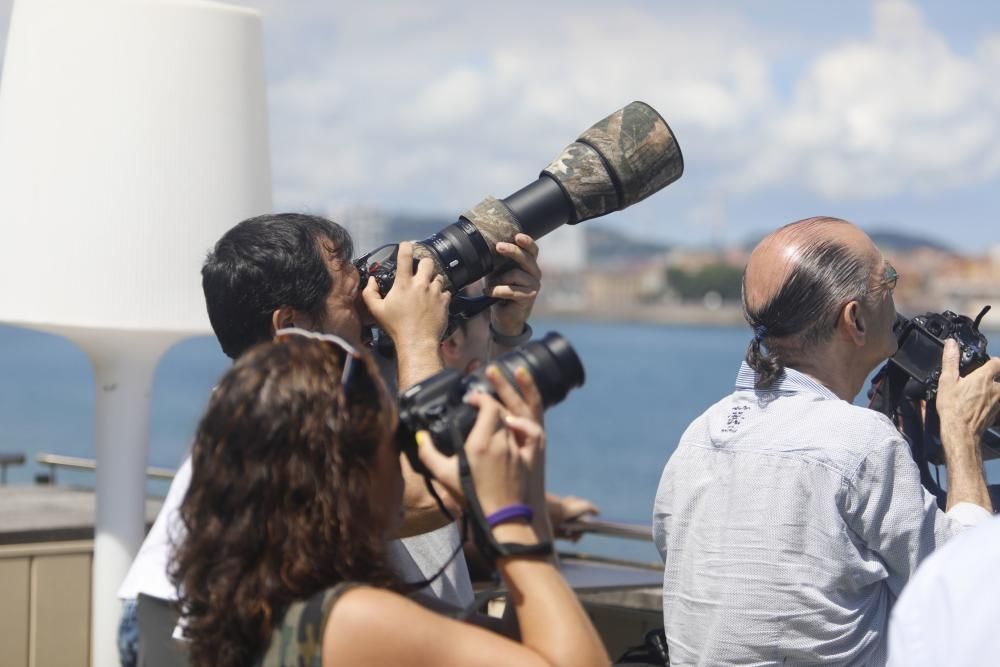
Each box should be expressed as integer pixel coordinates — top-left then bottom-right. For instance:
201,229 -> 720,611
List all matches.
255,584 -> 470,666
256,582 -> 360,667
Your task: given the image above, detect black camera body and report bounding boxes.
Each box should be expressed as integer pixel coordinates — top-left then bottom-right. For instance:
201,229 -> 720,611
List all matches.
890,308 -> 991,401
398,367 -> 484,457
398,332 -> 585,457
868,306 -> 998,491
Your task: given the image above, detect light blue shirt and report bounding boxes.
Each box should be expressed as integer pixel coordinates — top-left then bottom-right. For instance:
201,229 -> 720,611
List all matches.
653,362 -> 990,666
888,515 -> 1000,667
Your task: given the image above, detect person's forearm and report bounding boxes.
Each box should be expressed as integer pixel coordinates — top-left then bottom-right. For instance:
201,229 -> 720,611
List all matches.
494,523 -> 609,667
941,425 -> 992,512
396,341 -> 443,390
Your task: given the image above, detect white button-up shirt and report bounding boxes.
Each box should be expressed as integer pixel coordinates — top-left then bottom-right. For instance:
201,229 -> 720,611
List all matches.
653,362 -> 990,666
887,515 -> 1000,667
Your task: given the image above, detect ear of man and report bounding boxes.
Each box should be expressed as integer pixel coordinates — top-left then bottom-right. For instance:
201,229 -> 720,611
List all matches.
271,305 -> 306,335
840,300 -> 868,347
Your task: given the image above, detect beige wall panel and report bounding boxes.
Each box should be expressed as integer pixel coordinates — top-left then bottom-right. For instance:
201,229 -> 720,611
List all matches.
30,554 -> 91,667
0,558 -> 30,667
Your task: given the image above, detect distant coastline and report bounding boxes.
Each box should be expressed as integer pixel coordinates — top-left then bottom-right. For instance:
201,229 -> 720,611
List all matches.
534,303 -> 746,328
535,304 -> 1000,334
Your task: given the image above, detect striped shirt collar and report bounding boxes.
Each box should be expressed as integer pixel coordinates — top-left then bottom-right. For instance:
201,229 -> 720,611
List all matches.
734,361 -> 841,401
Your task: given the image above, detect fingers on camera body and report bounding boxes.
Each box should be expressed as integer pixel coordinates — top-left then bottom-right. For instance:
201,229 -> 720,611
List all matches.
414,395 -> 512,505
485,364 -> 544,426
362,241 -> 449,341
413,376 -> 544,506
939,339 -> 1000,433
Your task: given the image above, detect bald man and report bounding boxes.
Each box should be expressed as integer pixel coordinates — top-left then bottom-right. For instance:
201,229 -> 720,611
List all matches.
652,217 -> 1000,666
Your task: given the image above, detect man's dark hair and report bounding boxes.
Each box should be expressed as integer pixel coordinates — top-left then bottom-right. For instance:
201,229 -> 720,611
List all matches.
202,213 -> 353,359
743,218 -> 872,389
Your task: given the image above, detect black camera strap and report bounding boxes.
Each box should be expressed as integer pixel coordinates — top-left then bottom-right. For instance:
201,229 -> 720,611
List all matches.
868,361 -> 949,509
398,426 -> 553,599
395,473 -> 464,596
867,361 -> 909,419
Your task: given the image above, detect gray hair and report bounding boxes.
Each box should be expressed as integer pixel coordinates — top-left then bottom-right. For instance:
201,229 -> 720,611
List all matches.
743,221 -> 873,389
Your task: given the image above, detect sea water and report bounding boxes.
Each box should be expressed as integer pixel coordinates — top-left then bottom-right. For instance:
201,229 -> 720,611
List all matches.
1,321 -> 994,562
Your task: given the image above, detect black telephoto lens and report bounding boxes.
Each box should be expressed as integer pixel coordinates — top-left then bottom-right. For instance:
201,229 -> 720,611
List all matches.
492,332 -> 585,407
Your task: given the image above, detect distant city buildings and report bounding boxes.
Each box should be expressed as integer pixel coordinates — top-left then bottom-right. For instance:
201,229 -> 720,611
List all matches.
327,206 -> 1000,331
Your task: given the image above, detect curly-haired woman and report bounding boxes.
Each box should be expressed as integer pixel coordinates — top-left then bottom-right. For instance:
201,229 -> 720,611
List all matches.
171,330 -> 609,667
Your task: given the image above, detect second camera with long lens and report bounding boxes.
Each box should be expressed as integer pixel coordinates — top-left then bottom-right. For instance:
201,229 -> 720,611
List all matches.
398,331 -> 585,457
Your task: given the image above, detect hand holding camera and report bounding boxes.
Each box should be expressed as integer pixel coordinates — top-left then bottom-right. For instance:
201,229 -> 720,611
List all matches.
398,332 -> 583,457
936,338 -> 1000,445
414,367 -> 546,529
362,241 -> 450,344
361,241 -> 451,387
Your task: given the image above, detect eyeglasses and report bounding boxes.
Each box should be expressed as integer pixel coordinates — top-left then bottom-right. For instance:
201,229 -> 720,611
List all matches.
880,261 -> 898,294
274,327 -> 361,387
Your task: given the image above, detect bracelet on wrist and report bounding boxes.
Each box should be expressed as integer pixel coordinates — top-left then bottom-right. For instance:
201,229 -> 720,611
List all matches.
495,541 -> 554,561
486,503 -> 534,527
489,321 -> 532,347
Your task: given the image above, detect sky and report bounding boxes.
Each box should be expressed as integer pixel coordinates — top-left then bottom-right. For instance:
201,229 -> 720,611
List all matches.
1,0 -> 998,253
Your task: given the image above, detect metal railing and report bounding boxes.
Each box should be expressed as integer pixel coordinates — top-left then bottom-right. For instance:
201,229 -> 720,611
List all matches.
562,515 -> 653,542
25,453 -> 656,550
35,452 -> 175,485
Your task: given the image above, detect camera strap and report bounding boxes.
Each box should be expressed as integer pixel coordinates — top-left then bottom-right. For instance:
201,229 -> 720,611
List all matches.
398,418 -> 553,599
867,361 -> 948,509
867,361 -> 909,419
394,470 -> 463,593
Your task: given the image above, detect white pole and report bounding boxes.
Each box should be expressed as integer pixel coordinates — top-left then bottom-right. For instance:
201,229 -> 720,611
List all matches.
73,330 -> 179,667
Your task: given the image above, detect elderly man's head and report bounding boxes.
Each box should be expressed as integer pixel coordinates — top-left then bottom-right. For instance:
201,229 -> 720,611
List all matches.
743,217 -> 898,390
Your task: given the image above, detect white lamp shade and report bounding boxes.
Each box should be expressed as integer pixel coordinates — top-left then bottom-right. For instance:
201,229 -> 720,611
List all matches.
0,0 -> 272,334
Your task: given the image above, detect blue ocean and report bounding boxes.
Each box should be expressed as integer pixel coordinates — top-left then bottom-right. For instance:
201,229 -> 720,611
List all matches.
1,320 -> 996,562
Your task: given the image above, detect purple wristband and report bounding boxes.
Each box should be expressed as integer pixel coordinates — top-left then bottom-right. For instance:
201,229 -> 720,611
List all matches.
486,503 -> 534,527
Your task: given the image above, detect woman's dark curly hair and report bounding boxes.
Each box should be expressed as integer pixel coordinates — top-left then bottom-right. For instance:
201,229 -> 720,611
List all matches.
170,334 -> 399,667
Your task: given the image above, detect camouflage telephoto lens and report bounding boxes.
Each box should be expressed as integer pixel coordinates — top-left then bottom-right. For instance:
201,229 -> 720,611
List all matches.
356,101 -> 684,299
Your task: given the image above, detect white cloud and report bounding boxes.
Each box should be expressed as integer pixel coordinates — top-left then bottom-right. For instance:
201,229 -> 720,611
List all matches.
109,0 -> 998,226
239,1 -> 779,213
405,67 -> 486,129
729,0 -> 1000,199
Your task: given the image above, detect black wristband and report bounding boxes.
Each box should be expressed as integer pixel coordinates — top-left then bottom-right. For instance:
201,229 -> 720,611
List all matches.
490,321 -> 532,346
495,541 -> 554,560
